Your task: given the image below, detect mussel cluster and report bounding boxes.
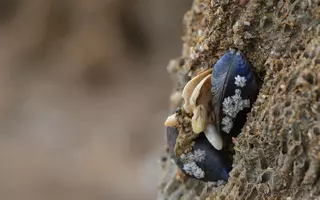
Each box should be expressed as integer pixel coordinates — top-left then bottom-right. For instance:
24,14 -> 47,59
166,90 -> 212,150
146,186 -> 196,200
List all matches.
164,49 -> 259,182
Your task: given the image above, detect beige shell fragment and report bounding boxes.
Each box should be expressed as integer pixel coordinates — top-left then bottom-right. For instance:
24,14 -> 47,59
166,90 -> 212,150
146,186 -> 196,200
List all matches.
204,123 -> 223,150
190,73 -> 212,111
191,105 -> 208,134
182,68 -> 212,113
164,113 -> 178,127
208,111 -> 216,124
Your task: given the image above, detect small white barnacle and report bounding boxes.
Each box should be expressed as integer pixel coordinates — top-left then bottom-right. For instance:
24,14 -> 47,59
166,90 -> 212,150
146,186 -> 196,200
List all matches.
242,99 -> 250,108
222,96 -> 237,118
190,52 -> 199,60
221,116 -> 233,133
192,149 -> 206,162
180,149 -> 206,163
192,165 -> 205,179
222,97 -> 233,115
235,75 -> 247,88
180,153 -> 188,162
231,89 -> 242,104
183,162 -> 205,179
180,149 -> 206,179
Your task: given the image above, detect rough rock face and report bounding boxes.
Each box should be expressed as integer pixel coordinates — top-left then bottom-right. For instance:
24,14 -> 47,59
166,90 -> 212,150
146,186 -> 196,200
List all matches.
159,0 -> 320,199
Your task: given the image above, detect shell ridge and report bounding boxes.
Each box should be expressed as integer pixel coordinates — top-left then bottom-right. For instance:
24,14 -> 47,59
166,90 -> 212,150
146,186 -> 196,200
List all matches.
211,70 -> 227,97
211,51 -> 237,100
234,53 -> 255,85
211,50 -> 238,132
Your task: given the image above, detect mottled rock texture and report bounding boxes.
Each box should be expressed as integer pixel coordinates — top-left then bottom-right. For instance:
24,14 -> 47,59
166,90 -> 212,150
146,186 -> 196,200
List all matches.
159,0 -> 320,199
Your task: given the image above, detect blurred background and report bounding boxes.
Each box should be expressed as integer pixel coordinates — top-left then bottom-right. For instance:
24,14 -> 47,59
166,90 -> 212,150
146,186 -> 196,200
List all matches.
0,0 -> 192,199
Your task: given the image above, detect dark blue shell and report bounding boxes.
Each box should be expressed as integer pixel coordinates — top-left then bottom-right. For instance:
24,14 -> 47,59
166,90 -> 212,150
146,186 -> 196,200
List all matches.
166,126 -> 232,181
211,49 -> 258,138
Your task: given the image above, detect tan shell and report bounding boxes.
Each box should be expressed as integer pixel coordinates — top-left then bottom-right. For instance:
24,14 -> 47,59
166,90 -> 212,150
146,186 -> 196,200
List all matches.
204,123 -> 223,150
182,69 -> 212,113
164,113 -> 178,127
191,105 -> 208,134
189,73 -> 212,112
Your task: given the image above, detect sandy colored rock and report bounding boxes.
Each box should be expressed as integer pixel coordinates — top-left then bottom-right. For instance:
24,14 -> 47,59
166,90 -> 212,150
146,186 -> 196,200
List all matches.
159,0 -> 320,199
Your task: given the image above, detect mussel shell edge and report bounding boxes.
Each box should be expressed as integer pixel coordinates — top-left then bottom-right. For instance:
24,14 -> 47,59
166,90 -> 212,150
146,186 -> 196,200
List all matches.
166,126 -> 232,182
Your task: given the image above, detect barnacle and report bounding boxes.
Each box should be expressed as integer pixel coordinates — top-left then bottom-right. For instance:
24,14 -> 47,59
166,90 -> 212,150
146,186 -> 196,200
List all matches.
180,149 -> 206,179
183,162 -> 205,179
234,75 -> 247,87
190,74 -> 212,110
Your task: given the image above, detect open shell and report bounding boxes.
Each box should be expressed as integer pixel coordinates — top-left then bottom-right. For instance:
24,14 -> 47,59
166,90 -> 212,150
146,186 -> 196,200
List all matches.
191,105 -> 208,134
182,69 -> 212,113
190,74 -> 212,111
189,73 -> 213,134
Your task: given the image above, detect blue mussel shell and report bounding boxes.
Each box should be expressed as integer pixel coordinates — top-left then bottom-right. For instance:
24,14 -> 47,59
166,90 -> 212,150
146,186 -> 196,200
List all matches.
166,126 -> 232,181
212,49 -> 258,138
166,50 -> 258,182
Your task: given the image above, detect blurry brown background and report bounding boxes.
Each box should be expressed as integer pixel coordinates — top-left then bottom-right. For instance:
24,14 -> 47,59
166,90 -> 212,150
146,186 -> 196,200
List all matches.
0,0 -> 192,199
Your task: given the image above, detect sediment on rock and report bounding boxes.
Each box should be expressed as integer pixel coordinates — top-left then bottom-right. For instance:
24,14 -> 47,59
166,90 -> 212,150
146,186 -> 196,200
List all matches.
159,0 -> 320,199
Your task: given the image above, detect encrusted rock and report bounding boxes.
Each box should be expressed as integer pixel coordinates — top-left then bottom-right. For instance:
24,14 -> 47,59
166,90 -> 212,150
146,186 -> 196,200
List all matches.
158,0 -> 320,199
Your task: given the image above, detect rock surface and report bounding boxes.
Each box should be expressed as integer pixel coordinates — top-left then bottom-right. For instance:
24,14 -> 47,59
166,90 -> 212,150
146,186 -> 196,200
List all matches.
159,0 -> 320,199
0,1 -> 191,199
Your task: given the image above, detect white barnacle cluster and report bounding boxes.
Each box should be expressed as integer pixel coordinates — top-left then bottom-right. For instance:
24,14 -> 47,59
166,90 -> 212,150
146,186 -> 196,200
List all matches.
221,116 -> 233,133
222,89 -> 250,118
235,75 -> 247,88
180,149 -> 206,179
181,149 -> 206,162
183,162 -> 205,179
221,76 -> 250,133
207,180 -> 227,187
